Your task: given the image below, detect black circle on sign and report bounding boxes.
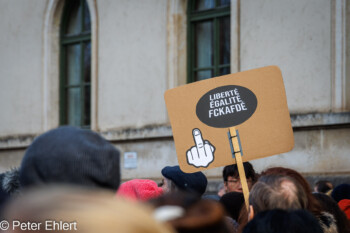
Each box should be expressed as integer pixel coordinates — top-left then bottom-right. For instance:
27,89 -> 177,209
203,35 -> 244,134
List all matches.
196,85 -> 257,128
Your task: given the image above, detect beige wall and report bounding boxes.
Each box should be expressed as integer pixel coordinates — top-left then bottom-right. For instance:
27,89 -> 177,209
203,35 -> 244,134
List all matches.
98,0 -> 169,131
0,1 -> 47,137
241,0 -> 332,113
251,128 -> 350,174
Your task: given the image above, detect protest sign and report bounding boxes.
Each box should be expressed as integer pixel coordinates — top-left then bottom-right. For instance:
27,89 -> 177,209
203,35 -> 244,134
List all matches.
165,66 -> 294,173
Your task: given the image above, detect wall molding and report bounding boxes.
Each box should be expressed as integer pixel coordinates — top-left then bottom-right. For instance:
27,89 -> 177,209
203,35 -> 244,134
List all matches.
1,112 -> 349,150
291,112 -> 350,127
331,0 -> 347,111
42,0 -> 64,131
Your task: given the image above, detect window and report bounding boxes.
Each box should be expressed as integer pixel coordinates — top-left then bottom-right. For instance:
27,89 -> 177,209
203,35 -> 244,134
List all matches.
346,1 -> 350,110
60,0 -> 91,128
188,0 -> 231,82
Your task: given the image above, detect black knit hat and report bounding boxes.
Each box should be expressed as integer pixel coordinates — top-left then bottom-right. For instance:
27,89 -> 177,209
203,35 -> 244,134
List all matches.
19,126 -> 120,190
331,183 -> 350,203
161,166 -> 207,195
219,191 -> 244,221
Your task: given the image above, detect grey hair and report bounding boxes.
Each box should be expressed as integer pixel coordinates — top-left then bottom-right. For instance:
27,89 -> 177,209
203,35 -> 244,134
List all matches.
249,175 -> 308,214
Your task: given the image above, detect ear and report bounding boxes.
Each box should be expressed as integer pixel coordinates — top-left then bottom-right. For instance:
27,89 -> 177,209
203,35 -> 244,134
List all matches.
248,205 -> 254,221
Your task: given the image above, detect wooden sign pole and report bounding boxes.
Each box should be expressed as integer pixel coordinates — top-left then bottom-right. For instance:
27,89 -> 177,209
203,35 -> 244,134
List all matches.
229,127 -> 250,211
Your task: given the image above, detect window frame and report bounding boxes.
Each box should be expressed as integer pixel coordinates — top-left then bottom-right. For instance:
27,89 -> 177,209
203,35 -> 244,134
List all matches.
59,0 -> 91,128
187,0 -> 231,83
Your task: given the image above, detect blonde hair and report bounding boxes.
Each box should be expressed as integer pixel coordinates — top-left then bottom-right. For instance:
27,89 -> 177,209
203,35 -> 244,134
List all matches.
3,185 -> 175,233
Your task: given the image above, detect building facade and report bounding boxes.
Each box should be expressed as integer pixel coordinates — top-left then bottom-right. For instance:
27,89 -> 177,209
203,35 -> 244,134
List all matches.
0,0 -> 349,186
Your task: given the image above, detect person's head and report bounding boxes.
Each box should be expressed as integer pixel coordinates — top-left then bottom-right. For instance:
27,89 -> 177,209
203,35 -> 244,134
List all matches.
19,126 -> 121,191
248,175 -> 308,219
117,179 -> 163,201
0,188 -> 9,217
222,162 -> 257,193
0,168 -> 20,195
243,209 -> 323,233
219,191 -> 244,221
331,183 -> 350,203
151,191 -> 233,233
3,186 -> 175,233
313,192 -> 350,233
314,180 -> 333,194
261,167 -> 322,215
160,166 -> 207,196
338,199 -> 350,221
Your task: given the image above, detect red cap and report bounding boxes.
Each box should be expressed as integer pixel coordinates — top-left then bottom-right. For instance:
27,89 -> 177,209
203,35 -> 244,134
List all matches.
338,199 -> 350,220
117,179 -> 163,201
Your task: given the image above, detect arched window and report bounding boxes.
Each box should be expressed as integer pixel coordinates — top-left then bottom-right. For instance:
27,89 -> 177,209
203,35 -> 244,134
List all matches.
188,0 -> 231,82
60,0 -> 91,128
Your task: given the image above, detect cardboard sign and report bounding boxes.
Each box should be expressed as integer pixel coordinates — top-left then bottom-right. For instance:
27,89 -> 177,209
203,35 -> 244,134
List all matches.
164,66 -> 294,173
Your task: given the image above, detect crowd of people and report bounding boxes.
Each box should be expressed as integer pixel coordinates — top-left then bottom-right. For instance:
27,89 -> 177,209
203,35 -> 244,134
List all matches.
0,126 -> 349,233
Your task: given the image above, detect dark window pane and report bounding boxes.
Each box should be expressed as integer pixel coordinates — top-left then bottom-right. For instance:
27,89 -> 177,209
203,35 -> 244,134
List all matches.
84,85 -> 91,126
195,21 -> 213,68
65,0 -> 82,35
219,16 -> 230,65
218,0 -> 231,7
66,44 -> 82,86
67,87 -> 82,126
196,70 -> 213,81
61,0 -> 91,127
84,42 -> 91,83
220,67 -> 230,75
188,1 -> 230,83
195,0 -> 215,11
83,1 -> 91,32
